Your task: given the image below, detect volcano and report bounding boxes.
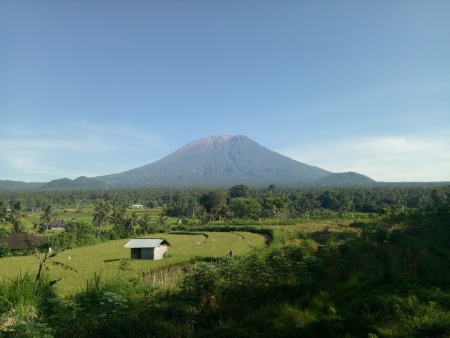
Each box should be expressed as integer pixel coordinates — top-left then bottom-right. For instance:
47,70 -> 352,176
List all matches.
94,135 -> 335,188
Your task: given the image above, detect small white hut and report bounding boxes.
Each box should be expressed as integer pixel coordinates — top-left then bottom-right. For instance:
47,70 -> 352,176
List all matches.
124,238 -> 171,260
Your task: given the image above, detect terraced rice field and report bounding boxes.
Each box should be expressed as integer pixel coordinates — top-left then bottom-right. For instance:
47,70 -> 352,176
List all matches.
0,231 -> 266,295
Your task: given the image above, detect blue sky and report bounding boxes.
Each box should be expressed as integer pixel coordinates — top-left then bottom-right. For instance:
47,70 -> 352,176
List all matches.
1,1 -> 449,183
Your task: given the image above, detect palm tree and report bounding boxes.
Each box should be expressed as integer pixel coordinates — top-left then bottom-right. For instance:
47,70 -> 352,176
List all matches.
109,201 -> 127,228
129,211 -> 139,236
7,200 -> 26,233
156,213 -> 170,233
138,212 -> 152,235
40,204 -> 56,236
92,200 -> 111,239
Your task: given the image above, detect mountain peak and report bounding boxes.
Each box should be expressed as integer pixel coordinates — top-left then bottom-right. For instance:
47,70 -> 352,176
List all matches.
95,134 -> 333,188
204,134 -> 236,142
181,134 -> 240,150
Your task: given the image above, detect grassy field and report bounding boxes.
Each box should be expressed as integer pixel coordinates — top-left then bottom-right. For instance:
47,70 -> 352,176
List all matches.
0,231 -> 266,295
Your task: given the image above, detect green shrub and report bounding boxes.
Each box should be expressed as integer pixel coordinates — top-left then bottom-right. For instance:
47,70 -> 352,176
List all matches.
0,271 -> 57,336
0,243 -> 11,257
51,273 -> 130,338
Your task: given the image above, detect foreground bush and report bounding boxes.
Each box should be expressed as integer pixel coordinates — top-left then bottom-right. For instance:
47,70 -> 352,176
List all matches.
0,272 -> 56,337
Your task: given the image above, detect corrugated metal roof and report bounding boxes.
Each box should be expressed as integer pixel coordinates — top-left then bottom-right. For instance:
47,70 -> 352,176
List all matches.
124,238 -> 170,248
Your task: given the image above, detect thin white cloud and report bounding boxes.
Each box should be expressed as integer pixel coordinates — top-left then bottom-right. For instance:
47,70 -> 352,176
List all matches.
3,156 -> 99,181
278,134 -> 450,182
0,121 -> 168,182
1,138 -> 115,153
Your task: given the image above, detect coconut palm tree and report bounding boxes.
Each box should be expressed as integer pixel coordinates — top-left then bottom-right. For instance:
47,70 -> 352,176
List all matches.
7,200 -> 26,233
92,200 -> 111,239
109,201 -> 127,228
138,212 -> 152,235
40,204 -> 56,236
129,211 -> 139,236
156,213 -> 170,233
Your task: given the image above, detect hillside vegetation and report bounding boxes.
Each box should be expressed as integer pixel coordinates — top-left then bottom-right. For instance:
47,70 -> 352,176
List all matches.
0,186 -> 449,337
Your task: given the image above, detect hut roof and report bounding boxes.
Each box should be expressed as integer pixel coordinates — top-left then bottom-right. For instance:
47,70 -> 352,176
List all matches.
0,232 -> 42,250
124,238 -> 171,249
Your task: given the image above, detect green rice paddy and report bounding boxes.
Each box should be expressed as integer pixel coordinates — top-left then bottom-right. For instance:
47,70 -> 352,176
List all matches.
0,231 -> 266,295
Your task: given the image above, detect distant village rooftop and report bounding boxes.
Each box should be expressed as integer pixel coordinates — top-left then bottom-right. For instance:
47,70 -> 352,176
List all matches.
0,232 -> 41,250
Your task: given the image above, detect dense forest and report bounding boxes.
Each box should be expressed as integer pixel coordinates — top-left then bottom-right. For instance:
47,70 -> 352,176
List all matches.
1,185 -> 449,220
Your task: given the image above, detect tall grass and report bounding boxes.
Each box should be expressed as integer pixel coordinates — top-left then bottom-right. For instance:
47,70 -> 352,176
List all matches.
0,271 -> 54,334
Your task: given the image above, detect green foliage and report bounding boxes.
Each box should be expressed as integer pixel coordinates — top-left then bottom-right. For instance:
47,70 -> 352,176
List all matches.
137,212 -> 153,235
0,243 -> 11,257
56,289 -> 129,338
64,220 -> 96,244
92,199 -> 111,238
41,220 -> 97,250
119,258 -> 131,270
167,210 -> 450,336
33,248 -> 77,288
2,321 -> 54,338
39,204 -> 56,235
6,199 -> 27,232
229,184 -> 251,198
229,197 -> 261,220
181,262 -> 219,313
199,190 -> 227,220
1,186 -> 450,337
0,200 -> 8,224
262,196 -> 286,218
156,213 -> 170,233
0,271 -> 57,337
1,186 -> 449,230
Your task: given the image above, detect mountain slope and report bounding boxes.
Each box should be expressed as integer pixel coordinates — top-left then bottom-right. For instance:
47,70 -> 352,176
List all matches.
95,135 -> 332,188
0,180 -> 44,191
40,176 -> 107,190
319,172 -> 376,186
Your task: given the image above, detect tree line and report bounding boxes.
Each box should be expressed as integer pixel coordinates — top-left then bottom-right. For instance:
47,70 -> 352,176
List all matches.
1,185 -> 449,229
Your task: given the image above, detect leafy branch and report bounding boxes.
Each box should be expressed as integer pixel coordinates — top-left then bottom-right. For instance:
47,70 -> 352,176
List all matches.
26,239 -> 78,286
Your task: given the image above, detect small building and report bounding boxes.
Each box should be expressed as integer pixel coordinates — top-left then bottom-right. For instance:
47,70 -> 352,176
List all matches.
0,232 -> 42,251
124,238 -> 171,260
132,204 -> 143,209
49,219 -> 67,230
